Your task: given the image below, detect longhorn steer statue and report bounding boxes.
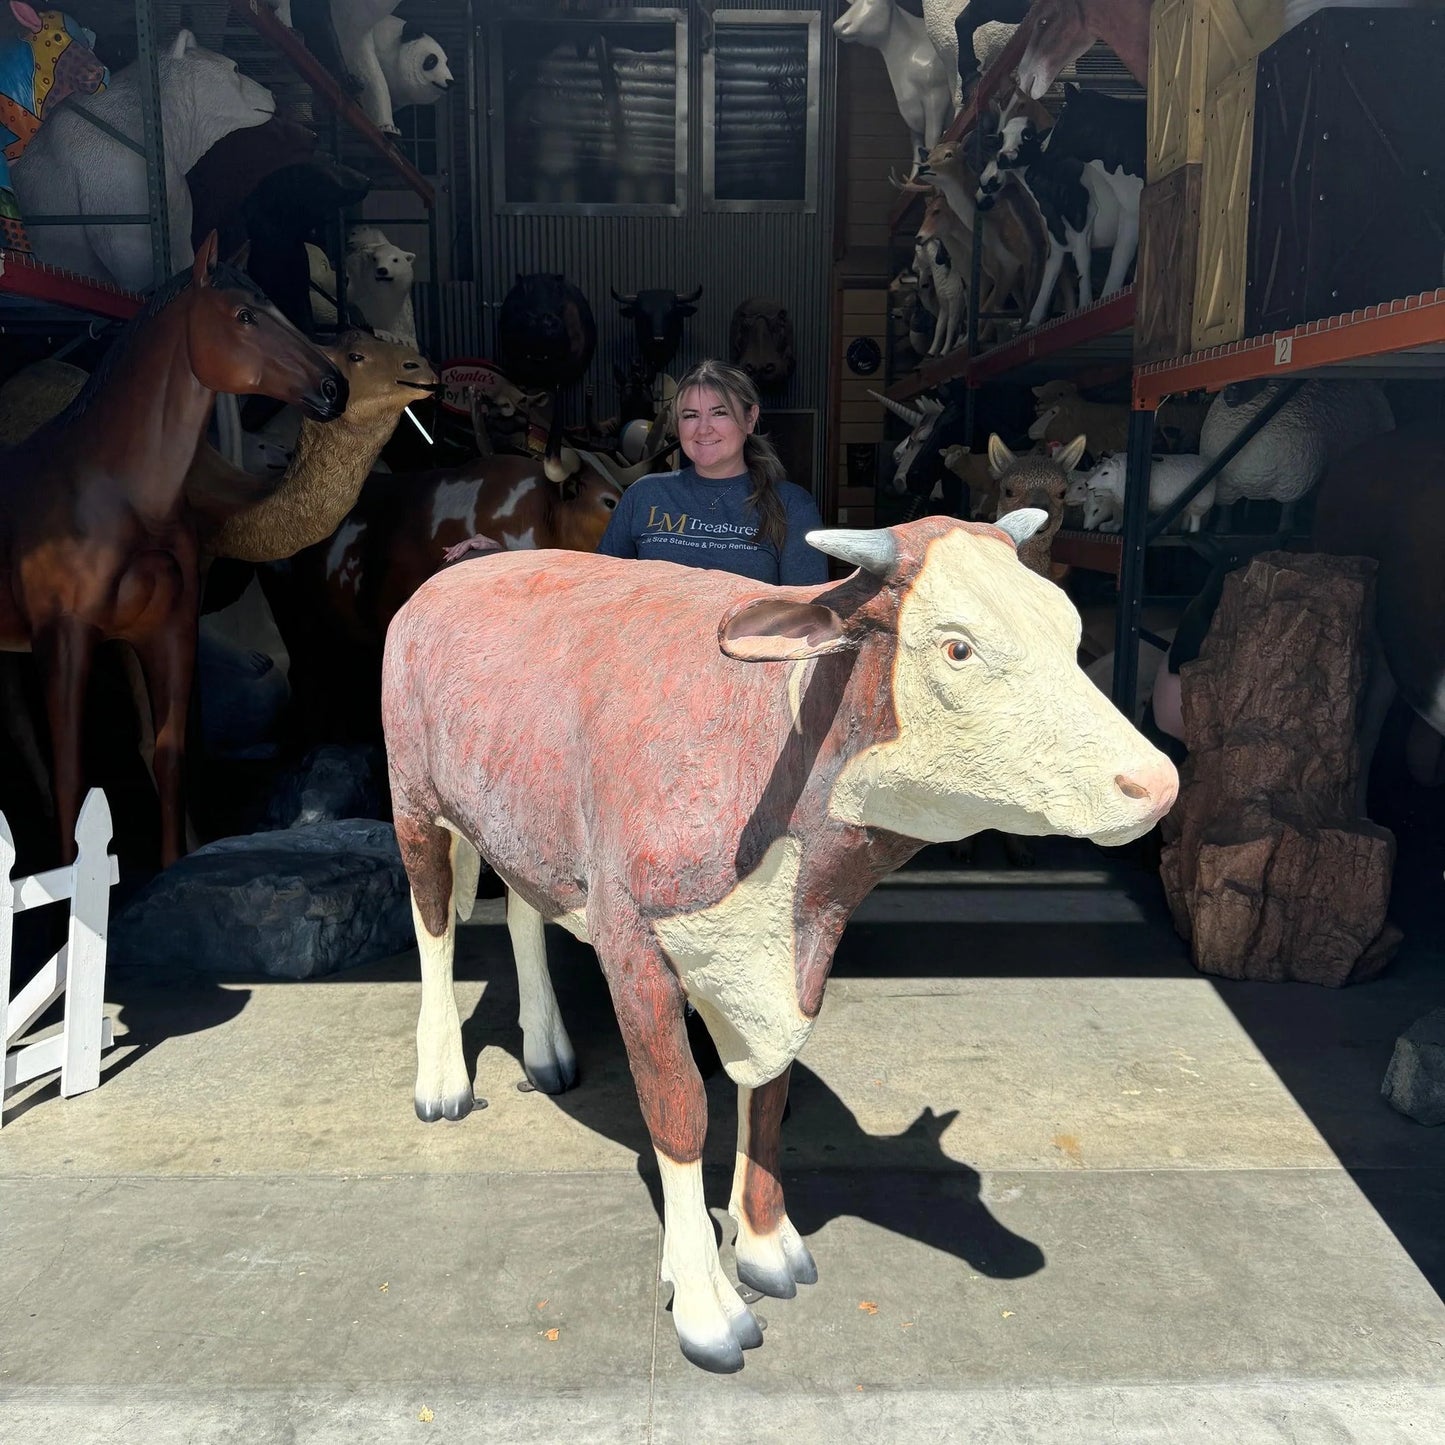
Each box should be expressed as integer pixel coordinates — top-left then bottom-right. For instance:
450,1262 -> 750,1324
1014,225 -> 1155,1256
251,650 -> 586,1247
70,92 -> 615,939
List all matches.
381,514 -> 1178,1372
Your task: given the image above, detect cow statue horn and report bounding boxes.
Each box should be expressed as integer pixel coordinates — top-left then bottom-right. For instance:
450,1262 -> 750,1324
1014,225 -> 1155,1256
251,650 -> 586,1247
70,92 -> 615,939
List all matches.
868,390 -> 925,428
805,528 -> 899,579
994,508 -> 1050,547
611,287 -> 638,306
680,284 -> 703,303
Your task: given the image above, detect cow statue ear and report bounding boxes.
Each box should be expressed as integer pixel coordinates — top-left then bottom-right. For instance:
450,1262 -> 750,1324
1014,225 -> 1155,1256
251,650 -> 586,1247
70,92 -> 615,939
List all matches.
718,598 -> 853,662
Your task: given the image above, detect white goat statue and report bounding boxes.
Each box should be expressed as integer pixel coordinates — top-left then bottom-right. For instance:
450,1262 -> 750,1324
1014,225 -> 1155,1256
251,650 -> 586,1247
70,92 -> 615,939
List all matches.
374,17 -> 453,113
10,30 -> 275,290
1200,380 -> 1395,529
344,226 -> 417,347
834,0 -> 954,167
1080,453 -> 1217,534
921,235 -> 966,355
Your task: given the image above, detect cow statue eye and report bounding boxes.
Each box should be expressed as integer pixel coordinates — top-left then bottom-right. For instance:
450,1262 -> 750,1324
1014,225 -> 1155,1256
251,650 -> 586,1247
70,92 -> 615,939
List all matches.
347,351 -> 367,363
943,639 -> 973,666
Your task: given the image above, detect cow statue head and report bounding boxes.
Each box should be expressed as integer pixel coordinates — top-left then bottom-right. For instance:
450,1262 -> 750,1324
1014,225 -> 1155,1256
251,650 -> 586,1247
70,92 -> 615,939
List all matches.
729,298 -> 796,390
719,513 -> 1178,847
612,285 -> 702,375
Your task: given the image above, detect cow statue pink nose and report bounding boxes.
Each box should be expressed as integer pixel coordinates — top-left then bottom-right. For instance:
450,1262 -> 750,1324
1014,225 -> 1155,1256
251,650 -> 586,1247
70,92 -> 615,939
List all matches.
1115,760 -> 1179,817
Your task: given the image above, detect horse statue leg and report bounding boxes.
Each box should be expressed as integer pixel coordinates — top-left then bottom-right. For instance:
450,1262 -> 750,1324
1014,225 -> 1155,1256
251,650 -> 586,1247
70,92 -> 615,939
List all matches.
34,615 -> 101,864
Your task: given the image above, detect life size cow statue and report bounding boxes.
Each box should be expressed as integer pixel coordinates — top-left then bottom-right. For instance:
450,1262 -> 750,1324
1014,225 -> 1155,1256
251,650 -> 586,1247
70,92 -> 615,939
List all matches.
381,512 -> 1177,1373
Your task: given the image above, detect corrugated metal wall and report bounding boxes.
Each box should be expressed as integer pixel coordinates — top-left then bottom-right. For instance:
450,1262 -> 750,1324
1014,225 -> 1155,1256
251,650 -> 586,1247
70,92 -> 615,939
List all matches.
465,2 -> 838,493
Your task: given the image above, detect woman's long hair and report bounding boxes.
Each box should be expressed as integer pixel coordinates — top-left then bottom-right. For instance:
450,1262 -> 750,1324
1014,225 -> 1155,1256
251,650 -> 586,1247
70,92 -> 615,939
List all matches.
667,359 -> 788,552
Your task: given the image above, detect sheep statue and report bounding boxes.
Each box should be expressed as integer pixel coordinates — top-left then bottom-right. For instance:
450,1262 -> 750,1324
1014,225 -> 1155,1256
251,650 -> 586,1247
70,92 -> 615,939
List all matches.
344,224 -> 417,347
10,29 -> 274,289
1200,380 -> 1395,530
1079,453 -> 1217,534
1028,380 -> 1130,458
0,2 -> 109,252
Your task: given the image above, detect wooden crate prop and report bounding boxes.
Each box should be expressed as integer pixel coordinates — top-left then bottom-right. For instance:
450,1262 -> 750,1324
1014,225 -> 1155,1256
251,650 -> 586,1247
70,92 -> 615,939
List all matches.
1135,164 -> 1203,365
1245,10 -> 1445,335
1147,0 -> 1281,181
1191,59 -> 1255,351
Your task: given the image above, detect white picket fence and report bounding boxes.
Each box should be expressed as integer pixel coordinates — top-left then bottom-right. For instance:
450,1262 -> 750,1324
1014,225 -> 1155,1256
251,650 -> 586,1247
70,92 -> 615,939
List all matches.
1,790 -> 119,1128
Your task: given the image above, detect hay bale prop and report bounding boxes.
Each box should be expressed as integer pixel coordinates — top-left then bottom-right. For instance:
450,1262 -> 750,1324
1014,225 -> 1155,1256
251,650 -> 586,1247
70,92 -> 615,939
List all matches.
1159,552 -> 1400,985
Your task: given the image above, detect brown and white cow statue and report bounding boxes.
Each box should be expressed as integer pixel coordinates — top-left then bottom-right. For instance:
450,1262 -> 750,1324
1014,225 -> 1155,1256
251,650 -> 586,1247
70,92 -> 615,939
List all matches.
380,512 -> 1178,1373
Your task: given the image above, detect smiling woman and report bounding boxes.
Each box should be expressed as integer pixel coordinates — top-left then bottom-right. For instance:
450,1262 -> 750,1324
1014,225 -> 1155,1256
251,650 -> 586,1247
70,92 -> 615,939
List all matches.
595,359 -> 827,586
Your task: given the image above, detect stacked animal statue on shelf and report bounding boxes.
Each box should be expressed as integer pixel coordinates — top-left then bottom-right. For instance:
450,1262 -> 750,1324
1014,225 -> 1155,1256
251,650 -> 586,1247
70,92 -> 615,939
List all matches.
1016,0 -> 1151,99
344,224 -> 418,347
0,235 -> 347,865
11,30 -> 276,291
381,510 -> 1178,1371
911,133 -> 1051,342
976,86 -> 1145,329
833,0 -> 954,171
1199,380 -> 1394,532
922,0 -> 1031,103
729,298 -> 795,392
0,2 -> 108,253
1078,452 -> 1217,534
1028,379 -> 1128,456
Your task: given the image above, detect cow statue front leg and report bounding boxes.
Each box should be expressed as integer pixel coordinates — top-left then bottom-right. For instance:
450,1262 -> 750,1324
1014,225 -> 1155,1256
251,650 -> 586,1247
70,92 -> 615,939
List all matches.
396,816 -> 477,1122
506,888 -> 577,1094
728,1068 -> 818,1298
593,901 -> 763,1372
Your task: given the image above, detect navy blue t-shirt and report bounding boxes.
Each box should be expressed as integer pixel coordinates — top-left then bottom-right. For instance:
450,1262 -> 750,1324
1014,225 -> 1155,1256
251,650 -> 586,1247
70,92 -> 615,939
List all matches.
595,466 -> 828,585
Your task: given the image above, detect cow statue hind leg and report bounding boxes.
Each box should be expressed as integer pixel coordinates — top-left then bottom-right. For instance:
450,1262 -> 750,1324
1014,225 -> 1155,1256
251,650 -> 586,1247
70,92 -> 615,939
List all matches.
728,1069 -> 817,1299
590,891 -> 763,1373
395,813 -> 478,1122
505,889 -> 578,1094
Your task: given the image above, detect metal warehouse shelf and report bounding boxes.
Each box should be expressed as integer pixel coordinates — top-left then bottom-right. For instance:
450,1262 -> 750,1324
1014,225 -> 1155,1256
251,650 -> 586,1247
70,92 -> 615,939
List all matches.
1133,288 -> 1445,407
888,287 -> 1135,400
227,0 -> 434,207
0,253 -> 142,322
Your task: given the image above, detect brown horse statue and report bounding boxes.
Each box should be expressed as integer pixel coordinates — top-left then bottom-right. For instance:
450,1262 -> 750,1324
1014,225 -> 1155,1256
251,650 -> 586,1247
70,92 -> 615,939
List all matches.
1016,0 -> 1149,98
0,233 -> 347,865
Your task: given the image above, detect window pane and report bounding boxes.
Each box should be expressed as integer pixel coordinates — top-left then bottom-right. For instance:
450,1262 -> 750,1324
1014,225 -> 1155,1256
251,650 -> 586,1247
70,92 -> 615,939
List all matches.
499,19 -> 680,208
713,23 -> 811,204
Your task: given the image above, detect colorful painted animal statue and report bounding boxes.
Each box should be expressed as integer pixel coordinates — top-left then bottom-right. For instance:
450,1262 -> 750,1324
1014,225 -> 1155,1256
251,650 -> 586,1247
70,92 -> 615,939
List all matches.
380,513 -> 1178,1372
10,29 -> 275,290
0,235 -> 346,865
1016,0 -> 1150,99
834,0 -> 953,163
0,2 -> 107,252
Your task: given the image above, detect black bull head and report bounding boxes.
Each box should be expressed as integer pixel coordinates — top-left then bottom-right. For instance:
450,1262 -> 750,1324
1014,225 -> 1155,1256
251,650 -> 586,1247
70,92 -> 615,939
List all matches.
612,285 -> 702,373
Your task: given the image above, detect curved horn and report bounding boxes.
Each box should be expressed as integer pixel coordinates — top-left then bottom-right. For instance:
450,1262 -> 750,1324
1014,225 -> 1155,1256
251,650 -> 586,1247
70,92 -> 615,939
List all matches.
680,284 -> 703,303
868,389 -> 925,428
994,508 -> 1049,547
543,452 -> 569,483
805,528 -> 899,579
611,287 -> 638,306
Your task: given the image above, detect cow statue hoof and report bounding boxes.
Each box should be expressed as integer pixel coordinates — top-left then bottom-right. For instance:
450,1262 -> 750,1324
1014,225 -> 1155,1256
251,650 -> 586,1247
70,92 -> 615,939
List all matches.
731,1212 -> 818,1300
521,1036 -> 577,1095
668,1281 -> 764,1374
414,1087 -> 475,1124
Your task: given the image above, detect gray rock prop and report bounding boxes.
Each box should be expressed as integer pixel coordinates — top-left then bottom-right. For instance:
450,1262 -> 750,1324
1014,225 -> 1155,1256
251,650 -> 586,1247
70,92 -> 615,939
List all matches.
265,744 -> 388,829
112,821 -> 414,980
1382,1009 -> 1445,1126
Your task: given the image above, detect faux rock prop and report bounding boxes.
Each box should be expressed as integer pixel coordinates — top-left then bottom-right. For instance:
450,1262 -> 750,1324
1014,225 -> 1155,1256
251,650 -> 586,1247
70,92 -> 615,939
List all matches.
1382,1009 -> 1445,1126
265,743 -> 387,828
112,820 -> 413,979
1159,552 -> 1399,985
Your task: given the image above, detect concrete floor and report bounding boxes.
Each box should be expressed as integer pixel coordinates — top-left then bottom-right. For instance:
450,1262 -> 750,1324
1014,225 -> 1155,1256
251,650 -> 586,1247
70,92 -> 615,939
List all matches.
4,846 -> 1445,1442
